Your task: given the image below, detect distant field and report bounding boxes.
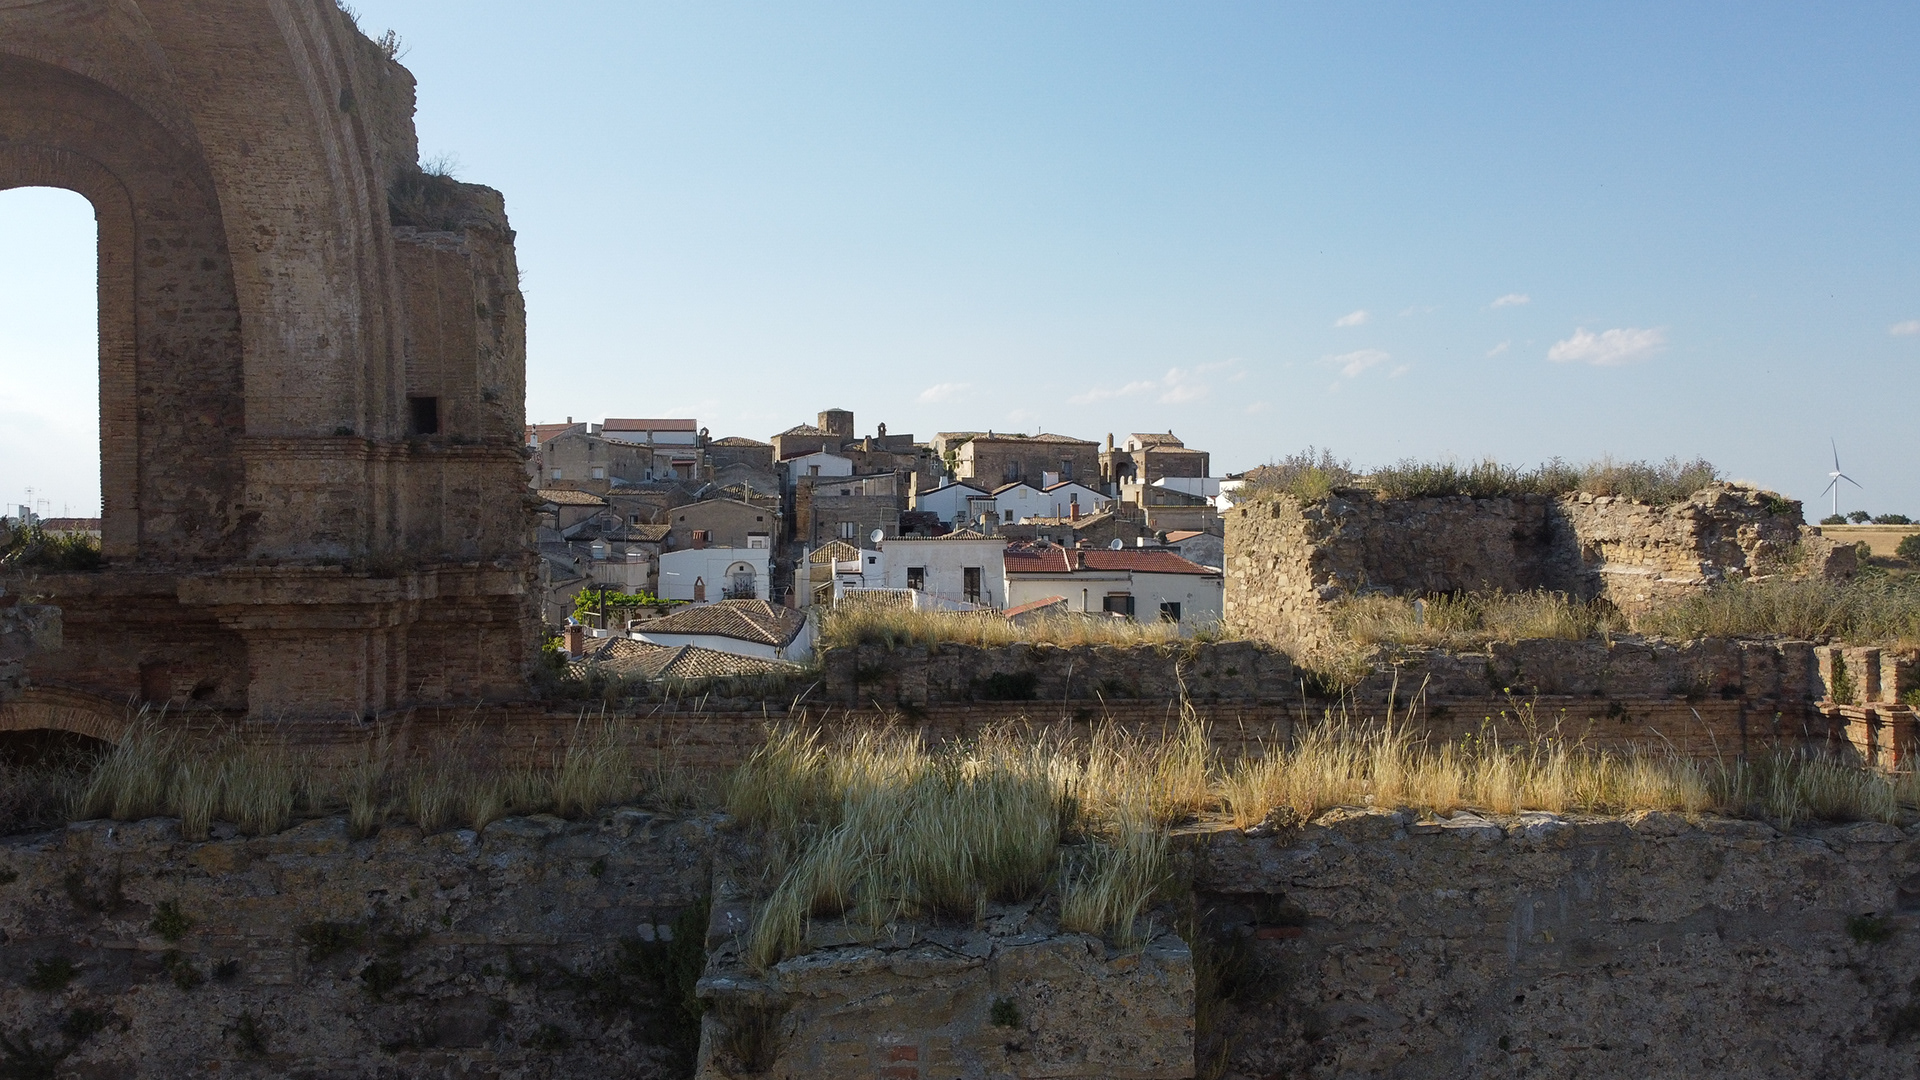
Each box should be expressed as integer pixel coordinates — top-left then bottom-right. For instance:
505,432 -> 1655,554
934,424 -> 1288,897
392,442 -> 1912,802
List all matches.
1816,524 -> 1920,558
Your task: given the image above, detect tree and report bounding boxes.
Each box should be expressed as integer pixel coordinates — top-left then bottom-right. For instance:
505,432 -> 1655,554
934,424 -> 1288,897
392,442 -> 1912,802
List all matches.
1897,533 -> 1920,564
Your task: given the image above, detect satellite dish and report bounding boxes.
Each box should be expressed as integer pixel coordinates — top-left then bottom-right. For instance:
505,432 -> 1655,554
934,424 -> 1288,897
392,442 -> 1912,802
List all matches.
1109,538 -> 1125,550
870,529 -> 886,545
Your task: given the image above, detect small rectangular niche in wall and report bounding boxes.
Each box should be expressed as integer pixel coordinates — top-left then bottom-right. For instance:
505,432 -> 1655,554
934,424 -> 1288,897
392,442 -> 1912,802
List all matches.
408,396 -> 440,436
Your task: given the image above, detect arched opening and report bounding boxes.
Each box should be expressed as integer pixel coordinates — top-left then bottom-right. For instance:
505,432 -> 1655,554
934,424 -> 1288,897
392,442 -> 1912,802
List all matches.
0,187 -> 98,524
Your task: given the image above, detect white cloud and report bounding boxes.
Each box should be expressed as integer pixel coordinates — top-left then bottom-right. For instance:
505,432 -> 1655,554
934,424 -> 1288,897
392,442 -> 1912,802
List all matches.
1068,359 -> 1239,406
1547,326 -> 1666,367
1244,401 -> 1271,414
1389,365 -> 1411,378
1491,293 -> 1531,308
1321,348 -> 1391,379
917,381 -> 970,403
1334,309 -> 1369,328
1891,320 -> 1920,337
1486,341 -> 1510,357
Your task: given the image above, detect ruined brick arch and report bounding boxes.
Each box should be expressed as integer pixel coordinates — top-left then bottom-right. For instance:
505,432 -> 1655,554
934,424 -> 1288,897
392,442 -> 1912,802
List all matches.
0,54 -> 245,561
0,2 -> 537,721
0,687 -> 132,746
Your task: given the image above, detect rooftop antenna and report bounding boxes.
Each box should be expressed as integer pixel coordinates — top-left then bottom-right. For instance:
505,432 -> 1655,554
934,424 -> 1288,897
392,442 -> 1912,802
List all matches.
869,528 -> 886,546
1820,438 -> 1862,519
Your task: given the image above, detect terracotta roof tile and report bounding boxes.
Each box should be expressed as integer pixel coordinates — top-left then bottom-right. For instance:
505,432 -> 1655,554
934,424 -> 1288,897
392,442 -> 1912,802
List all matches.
605,418 -> 698,431
1003,595 -> 1069,618
1003,546 -> 1218,576
636,599 -> 807,647
710,435 -> 771,447
537,488 -> 609,506
580,638 -> 799,680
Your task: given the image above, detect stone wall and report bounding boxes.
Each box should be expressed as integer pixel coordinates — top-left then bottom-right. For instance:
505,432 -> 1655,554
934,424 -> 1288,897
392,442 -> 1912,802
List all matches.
1192,806 -> 1920,1079
1223,484 -> 1856,651
0,811 -> 714,1078
0,592 -> 60,701
819,641 -> 1298,706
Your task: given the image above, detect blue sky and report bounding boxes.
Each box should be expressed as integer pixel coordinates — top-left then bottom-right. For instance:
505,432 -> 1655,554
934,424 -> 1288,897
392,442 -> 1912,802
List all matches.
3,2 -> 1917,518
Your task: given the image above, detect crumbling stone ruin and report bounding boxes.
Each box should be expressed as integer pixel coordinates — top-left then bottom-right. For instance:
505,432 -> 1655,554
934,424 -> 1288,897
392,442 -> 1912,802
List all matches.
0,1 -> 534,726
1223,483 -> 1856,651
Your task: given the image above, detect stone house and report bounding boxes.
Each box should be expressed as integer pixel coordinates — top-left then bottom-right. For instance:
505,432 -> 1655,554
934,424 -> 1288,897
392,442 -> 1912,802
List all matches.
1002,503 -> 1157,549
708,435 -> 775,472
664,497 -> 777,554
1003,543 -> 1223,628
1100,431 -> 1211,489
531,428 -> 655,490
781,451 -> 855,490
1120,482 -> 1219,533
600,418 -> 703,481
796,473 -> 901,547
938,432 -> 1100,488
1163,528 -> 1225,569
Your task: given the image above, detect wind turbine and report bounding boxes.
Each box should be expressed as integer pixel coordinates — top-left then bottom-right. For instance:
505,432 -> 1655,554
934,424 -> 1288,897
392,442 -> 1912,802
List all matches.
1821,439 -> 1862,519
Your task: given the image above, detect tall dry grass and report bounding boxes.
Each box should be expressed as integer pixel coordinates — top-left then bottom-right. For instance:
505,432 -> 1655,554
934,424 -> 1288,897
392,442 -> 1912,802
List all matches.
1219,713 -> 1920,830
1634,573 -> 1920,647
1333,590 -> 1625,650
819,604 -> 1187,650
727,720 -> 1211,967
40,716 -> 715,841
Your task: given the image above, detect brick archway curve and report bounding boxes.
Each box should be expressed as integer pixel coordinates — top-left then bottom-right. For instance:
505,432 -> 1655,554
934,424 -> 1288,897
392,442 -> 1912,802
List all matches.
0,687 -> 132,745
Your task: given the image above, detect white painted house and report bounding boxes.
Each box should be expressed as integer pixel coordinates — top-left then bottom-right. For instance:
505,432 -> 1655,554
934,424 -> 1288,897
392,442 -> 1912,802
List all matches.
658,546 -> 770,604
877,531 -> 1009,609
1039,481 -> 1110,519
988,482 -> 1046,525
911,480 -> 990,526
1002,543 -> 1222,629
783,451 -> 854,490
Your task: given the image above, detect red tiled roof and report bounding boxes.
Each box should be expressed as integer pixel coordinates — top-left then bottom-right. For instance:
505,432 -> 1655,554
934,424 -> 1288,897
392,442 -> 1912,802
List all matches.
605,418 -> 698,431
581,638 -> 799,680
1163,530 -> 1204,543
991,482 -> 1039,495
710,436 -> 771,447
1003,546 -> 1218,576
776,424 -> 831,437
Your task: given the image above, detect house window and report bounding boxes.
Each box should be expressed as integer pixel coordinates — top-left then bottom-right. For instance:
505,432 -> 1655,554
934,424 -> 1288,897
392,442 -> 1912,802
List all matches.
1159,602 -> 1182,623
747,534 -> 769,550
963,567 -> 982,604
906,567 -> 925,591
1102,593 -> 1136,619
1002,510 -> 1013,523
1060,460 -> 1073,480
839,521 -> 857,539
549,468 -> 562,480
809,465 -> 822,476
591,467 -> 605,480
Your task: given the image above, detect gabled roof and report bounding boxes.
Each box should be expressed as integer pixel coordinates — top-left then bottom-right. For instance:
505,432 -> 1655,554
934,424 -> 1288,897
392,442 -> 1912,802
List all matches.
605,418 -> 698,432
1003,595 -> 1070,619
991,481 -> 1041,495
527,421 -> 585,445
1163,529 -> 1205,543
776,423 -> 831,437
710,435 -> 771,447
967,431 -> 1097,445
781,449 -> 852,462
536,488 -> 608,507
917,480 -> 988,496
1041,481 -> 1103,493
581,638 -> 799,681
625,524 -> 671,543
1129,432 -> 1185,447
636,599 -> 808,647
1003,546 -> 1219,577
809,540 -> 862,564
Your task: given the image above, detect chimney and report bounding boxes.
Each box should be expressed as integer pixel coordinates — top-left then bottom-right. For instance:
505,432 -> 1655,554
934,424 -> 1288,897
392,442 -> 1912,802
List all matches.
563,624 -> 584,657
1070,502 -> 1081,521
692,530 -> 709,550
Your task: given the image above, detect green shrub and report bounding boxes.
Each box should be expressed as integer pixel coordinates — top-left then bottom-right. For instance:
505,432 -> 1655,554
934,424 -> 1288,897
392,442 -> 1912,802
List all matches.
1235,453 -> 1719,506
1822,515 -> 1849,526
0,523 -> 104,572
1897,534 -> 1920,563
1873,514 -> 1912,525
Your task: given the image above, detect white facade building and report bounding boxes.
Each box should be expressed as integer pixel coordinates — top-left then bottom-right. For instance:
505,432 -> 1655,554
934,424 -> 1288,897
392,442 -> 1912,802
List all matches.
658,546 -> 770,604
988,482 -> 1045,525
783,451 -> 855,490
910,480 -> 989,526
1039,481 -> 1110,519
877,533 -> 1009,609
1002,544 -> 1222,630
